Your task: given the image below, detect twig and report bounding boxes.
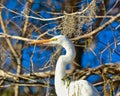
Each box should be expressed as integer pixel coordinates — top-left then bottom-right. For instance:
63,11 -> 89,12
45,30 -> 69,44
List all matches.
0,9 -> 21,96
0,33 -> 33,41
26,15 -> 113,22
94,79 -> 120,87
0,81 -> 53,88
0,69 -> 37,82
107,0 -> 119,14
22,0 -> 33,36
0,13 -> 18,58
71,13 -> 120,40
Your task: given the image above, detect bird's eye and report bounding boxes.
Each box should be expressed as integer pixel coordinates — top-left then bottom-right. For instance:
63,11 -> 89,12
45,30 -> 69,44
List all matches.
51,38 -> 58,41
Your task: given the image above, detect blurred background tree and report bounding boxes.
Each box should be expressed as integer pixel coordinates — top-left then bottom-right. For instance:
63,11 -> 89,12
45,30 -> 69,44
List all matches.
0,0 -> 120,96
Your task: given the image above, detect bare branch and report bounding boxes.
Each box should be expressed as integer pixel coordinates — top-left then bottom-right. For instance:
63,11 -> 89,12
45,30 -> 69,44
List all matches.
0,7 -> 21,96
71,13 -> 120,40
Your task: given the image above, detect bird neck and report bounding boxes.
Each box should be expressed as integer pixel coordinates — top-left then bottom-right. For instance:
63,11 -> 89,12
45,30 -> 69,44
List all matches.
55,41 -> 76,94
55,56 -> 66,93
62,41 -> 76,62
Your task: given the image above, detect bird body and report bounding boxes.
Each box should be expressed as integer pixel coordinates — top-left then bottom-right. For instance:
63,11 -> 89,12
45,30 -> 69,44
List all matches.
55,79 -> 100,96
68,80 -> 100,96
30,35 -> 100,96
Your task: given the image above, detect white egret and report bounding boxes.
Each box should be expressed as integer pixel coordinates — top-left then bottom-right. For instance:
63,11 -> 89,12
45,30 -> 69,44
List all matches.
30,35 -> 100,96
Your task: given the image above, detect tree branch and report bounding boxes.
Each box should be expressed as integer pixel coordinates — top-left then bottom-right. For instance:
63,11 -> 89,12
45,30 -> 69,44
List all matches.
71,13 -> 120,40
0,8 -> 21,96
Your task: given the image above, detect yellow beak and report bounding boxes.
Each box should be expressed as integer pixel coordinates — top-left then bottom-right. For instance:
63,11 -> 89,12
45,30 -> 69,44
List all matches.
30,39 -> 51,45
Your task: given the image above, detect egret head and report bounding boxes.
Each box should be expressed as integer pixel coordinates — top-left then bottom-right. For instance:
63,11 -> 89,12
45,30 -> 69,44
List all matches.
48,35 -> 67,45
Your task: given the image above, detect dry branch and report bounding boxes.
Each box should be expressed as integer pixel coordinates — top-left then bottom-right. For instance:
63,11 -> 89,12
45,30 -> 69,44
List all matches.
0,63 -> 119,83
71,13 -> 120,40
0,33 -> 33,41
